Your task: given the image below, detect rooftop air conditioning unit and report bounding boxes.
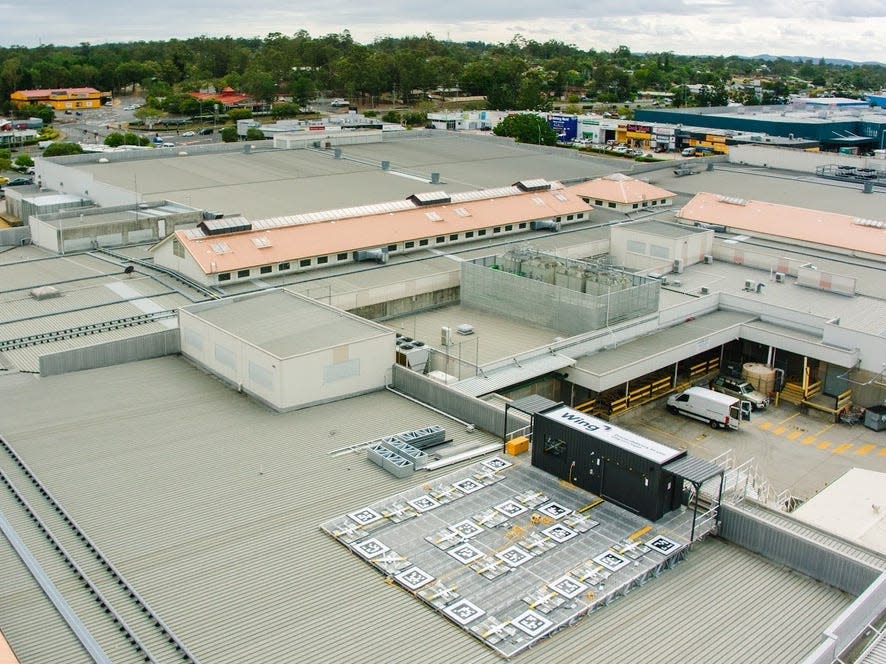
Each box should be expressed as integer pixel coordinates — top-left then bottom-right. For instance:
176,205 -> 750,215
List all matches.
703,254 -> 713,264
441,326 -> 452,346
775,272 -> 785,283
456,323 -> 474,335
744,279 -> 756,291
660,275 -> 669,286
700,286 -> 710,295
673,258 -> 684,274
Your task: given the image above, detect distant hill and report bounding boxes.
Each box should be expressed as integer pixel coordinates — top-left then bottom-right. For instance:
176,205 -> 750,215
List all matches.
751,54 -> 885,67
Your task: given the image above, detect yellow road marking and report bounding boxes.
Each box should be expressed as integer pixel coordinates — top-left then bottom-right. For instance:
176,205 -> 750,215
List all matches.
854,444 -> 876,456
831,443 -> 853,455
773,426 -> 786,435
817,441 -> 831,450
787,430 -> 803,440
878,448 -> 886,457
758,421 -> 773,431
802,435 -> 816,445
778,413 -> 799,426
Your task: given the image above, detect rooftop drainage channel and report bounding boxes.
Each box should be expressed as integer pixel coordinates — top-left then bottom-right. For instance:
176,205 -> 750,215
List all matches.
0,435 -> 200,663
0,506 -> 113,664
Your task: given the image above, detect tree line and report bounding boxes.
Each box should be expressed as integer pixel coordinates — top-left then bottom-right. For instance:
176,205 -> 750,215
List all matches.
2,31 -> 885,114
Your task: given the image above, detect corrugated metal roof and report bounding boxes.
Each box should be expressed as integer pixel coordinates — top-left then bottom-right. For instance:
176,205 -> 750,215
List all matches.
664,454 -> 724,484
451,353 -> 575,397
0,357 -> 854,663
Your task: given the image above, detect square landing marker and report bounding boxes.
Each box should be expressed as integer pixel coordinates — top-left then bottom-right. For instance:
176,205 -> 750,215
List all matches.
648,535 -> 679,554
481,456 -> 512,471
548,575 -> 589,599
497,545 -> 533,567
395,566 -> 436,590
542,524 -> 578,543
408,495 -> 442,513
352,538 -> 389,559
450,519 -> 484,539
594,550 -> 630,571
347,507 -> 383,526
443,599 -> 486,625
454,477 -> 484,494
494,499 -> 528,517
449,542 -> 486,564
512,609 -> 554,637
537,501 -> 571,519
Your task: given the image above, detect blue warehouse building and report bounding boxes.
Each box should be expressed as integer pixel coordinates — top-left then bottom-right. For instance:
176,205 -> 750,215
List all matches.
636,104 -> 886,152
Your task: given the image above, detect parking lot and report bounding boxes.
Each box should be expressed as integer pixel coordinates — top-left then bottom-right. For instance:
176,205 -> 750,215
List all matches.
620,398 -> 886,502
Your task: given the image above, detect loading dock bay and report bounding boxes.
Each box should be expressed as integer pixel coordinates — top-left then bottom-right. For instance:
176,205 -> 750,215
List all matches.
619,399 -> 886,503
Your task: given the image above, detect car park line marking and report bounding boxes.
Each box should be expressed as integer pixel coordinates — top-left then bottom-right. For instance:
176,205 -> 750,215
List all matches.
814,423 -> 835,437
816,441 -> 832,450
878,447 -> 886,457
831,443 -> 853,455
854,444 -> 876,456
777,413 -> 800,426
773,426 -> 787,435
787,430 -> 803,441
758,421 -> 773,431
802,436 -> 817,445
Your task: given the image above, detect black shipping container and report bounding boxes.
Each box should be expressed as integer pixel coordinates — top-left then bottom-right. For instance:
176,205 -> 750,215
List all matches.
532,405 -> 686,521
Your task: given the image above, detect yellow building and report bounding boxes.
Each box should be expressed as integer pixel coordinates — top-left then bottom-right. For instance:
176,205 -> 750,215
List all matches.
10,87 -> 108,110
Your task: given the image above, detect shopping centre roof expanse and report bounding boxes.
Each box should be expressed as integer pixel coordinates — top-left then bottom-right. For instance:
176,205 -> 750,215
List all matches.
72,134 -> 621,219
0,357 -> 853,664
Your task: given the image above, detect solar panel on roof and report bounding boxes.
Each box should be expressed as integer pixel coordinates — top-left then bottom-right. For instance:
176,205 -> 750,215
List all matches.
531,197 -> 545,206
425,211 -> 444,221
454,208 -> 471,218
717,195 -> 748,206
199,217 -> 252,235
553,193 -> 568,202
515,179 -> 551,192
251,236 -> 272,248
210,241 -> 231,254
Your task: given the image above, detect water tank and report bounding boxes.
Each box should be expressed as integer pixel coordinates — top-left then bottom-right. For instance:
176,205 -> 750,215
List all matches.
743,363 -> 776,395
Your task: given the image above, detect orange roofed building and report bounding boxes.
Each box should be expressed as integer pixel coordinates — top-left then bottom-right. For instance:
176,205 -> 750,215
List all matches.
10,87 -> 108,110
676,191 -> 886,259
188,86 -> 256,110
568,173 -> 676,213
150,180 -> 593,286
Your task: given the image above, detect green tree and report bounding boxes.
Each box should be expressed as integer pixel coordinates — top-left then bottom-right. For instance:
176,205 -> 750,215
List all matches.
13,153 -> 34,170
42,142 -> 84,157
245,127 -> 265,140
288,75 -> 316,108
220,126 -> 238,142
16,103 -> 54,125
493,113 -> 557,144
227,108 -> 253,121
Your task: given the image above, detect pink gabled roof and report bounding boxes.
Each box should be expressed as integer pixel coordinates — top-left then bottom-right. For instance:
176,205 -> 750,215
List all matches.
677,192 -> 886,257
567,173 -> 675,204
171,187 -> 592,274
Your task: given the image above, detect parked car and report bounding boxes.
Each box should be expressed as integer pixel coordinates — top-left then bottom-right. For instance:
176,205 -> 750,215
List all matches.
160,142 -> 175,148
198,128 -> 213,135
6,177 -> 33,186
710,375 -> 770,409
181,131 -> 195,137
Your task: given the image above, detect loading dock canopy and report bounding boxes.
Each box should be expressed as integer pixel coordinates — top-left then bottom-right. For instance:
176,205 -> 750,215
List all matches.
542,405 -> 684,464
662,455 -> 724,485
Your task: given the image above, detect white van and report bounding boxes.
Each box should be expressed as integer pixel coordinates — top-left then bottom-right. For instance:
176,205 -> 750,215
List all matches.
681,147 -> 695,157
666,386 -> 750,429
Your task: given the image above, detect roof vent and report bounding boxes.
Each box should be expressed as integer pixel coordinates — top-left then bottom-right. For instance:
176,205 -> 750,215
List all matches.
514,179 -> 551,192
198,216 -> 252,235
30,286 -> 61,300
409,191 -> 451,206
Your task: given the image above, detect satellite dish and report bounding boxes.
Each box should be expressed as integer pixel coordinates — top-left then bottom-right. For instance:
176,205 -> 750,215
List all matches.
123,265 -> 135,275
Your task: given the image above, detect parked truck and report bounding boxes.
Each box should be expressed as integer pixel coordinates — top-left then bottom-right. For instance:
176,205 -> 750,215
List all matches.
666,386 -> 750,429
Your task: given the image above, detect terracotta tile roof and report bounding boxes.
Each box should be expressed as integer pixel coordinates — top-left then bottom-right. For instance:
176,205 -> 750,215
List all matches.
677,192 -> 886,257
169,186 -> 592,274
189,90 -> 252,105
567,173 -> 675,204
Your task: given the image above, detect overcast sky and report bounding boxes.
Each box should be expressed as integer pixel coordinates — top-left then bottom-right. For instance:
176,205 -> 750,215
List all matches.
4,1 -> 886,64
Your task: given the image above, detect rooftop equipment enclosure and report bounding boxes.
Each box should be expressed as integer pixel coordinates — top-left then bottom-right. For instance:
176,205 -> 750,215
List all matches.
531,406 -> 685,520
